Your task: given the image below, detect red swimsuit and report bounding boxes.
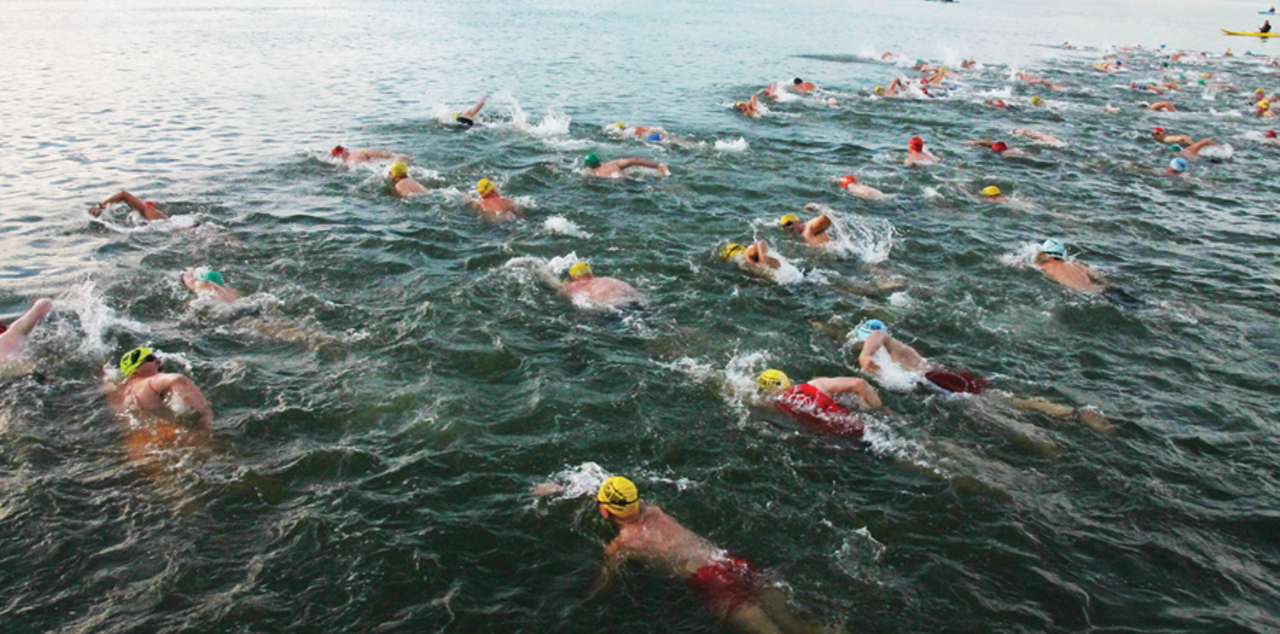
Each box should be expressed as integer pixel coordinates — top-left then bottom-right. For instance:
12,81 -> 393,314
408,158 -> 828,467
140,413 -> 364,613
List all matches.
774,383 -> 864,440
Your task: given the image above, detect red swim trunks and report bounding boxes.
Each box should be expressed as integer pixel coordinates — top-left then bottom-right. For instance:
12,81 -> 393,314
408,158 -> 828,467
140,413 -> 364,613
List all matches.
924,369 -> 988,394
774,383 -> 864,440
687,557 -> 760,616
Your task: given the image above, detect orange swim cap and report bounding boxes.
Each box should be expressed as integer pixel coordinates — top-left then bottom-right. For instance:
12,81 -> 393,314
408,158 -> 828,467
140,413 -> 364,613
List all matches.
839,175 -> 858,187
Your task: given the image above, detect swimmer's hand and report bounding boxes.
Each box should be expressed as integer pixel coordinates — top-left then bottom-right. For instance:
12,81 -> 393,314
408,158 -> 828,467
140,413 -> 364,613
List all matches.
531,482 -> 566,498
658,164 -> 670,177
87,205 -> 104,217
860,358 -> 881,375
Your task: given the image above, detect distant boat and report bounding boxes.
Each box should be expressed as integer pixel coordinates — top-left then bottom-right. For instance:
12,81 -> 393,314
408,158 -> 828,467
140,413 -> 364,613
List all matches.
1223,28 -> 1279,36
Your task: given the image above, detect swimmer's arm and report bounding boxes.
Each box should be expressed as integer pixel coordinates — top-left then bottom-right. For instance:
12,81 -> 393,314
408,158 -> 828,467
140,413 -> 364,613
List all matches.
808,377 -> 882,409
461,95 -> 488,119
99,190 -> 169,221
806,215 -> 832,237
589,542 -> 630,600
966,140 -> 996,148
157,375 -> 213,429
610,158 -> 667,173
859,331 -> 887,373
4,299 -> 52,337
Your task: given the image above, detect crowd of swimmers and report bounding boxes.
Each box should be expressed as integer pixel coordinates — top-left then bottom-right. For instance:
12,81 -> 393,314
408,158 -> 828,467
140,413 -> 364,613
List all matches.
3,40 -> 1278,633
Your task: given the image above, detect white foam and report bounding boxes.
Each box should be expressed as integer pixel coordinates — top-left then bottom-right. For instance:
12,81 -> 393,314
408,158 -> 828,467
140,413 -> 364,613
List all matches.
538,462 -> 612,501
53,281 -> 148,359
543,216 -> 591,238
823,210 -> 896,264
888,291 -> 913,307
1197,143 -> 1234,160
998,242 -> 1041,269
714,137 -> 749,152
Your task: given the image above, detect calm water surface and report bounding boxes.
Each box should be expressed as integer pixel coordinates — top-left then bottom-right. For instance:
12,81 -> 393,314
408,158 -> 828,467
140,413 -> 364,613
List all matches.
2,0 -> 1279,632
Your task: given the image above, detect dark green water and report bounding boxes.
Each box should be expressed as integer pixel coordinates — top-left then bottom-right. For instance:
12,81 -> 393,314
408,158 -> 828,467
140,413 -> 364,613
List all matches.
2,0 -> 1279,632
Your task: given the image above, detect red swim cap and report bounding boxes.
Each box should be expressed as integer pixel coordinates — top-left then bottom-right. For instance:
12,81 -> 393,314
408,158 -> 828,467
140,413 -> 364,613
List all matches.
840,174 -> 858,187
994,100 -> 1006,108
909,136 -> 924,151
144,201 -> 156,208
1153,127 -> 1165,134
991,141 -> 1008,152
331,145 -> 346,157
1268,130 -> 1277,138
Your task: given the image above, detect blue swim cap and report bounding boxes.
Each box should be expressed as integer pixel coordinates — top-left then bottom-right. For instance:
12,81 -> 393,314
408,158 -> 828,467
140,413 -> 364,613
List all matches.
647,132 -> 662,142
1169,157 -> 1188,173
854,319 -> 887,342
1040,238 -> 1066,259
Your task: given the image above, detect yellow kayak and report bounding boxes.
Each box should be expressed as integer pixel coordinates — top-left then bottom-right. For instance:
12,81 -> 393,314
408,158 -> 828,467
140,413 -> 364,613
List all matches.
1222,29 -> 1280,36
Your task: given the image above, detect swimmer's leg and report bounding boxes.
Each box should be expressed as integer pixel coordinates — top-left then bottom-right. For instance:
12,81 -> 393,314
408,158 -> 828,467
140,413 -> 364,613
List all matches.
756,586 -> 847,634
994,393 -> 1113,433
723,604 -> 786,634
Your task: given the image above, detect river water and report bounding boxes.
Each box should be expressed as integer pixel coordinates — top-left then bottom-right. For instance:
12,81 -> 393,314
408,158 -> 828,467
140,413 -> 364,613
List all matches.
2,0 -> 1279,632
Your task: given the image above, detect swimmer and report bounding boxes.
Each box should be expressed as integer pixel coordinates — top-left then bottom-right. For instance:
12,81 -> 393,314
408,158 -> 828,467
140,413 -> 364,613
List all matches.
1139,101 -> 1177,112
905,136 -> 938,166
566,476 -> 845,634
1033,239 -> 1140,308
1029,95 -> 1045,107
87,190 -> 169,221
1178,138 -> 1222,159
967,140 -> 1030,158
1130,82 -> 1165,95
1011,128 -> 1065,146
469,178 -> 524,220
1062,42 -> 1078,50
755,369 -> 881,440
583,153 -> 669,178
791,77 -> 817,93
1015,70 -> 1065,90
923,67 -> 953,85
0,298 -> 53,372
1264,130 -> 1279,145
1151,127 -> 1194,145
450,94 -> 488,129
838,174 -> 888,200
779,206 -> 832,246
733,95 -> 762,117
978,185 -> 1011,203
961,57 -> 977,69
389,161 -> 428,196
847,319 -> 1108,429
1096,59 -> 1124,73
1258,100 -> 1276,119
984,99 -> 1019,111
720,241 -> 796,282
330,145 -> 409,164
181,269 -> 242,304
1169,157 -> 1188,174
881,77 -> 909,97
555,262 -> 642,308
102,347 -> 213,465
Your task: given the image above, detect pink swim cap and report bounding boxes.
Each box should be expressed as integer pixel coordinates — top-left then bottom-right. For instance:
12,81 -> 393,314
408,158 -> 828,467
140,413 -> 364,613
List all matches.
908,136 -> 924,151
994,100 -> 1006,108
331,145 -> 346,157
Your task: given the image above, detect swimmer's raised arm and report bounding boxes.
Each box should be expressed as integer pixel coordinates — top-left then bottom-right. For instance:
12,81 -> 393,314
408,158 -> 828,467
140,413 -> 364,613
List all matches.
93,190 -> 169,221
3,299 -> 52,338
807,377 -> 882,409
155,374 -> 213,430
744,242 -> 780,269
461,95 -> 489,119
806,214 -> 832,238
858,329 -> 888,374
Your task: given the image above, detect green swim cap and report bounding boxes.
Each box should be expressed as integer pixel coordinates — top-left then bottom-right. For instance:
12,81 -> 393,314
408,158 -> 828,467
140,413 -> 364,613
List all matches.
1167,144 -> 1183,152
584,153 -> 601,169
202,270 -> 226,285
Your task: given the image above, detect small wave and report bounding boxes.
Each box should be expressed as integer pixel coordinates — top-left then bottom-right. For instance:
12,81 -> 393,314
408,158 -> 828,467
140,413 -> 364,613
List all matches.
53,281 -> 148,360
543,216 -> 591,238
714,137 -> 749,152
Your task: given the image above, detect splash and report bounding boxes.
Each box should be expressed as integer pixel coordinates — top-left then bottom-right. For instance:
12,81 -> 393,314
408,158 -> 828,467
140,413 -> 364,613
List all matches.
90,214 -> 205,235
998,242 -> 1042,269
1197,143 -> 1234,160
714,137 -> 749,152
535,461 -> 612,501
52,281 -> 147,360
543,216 -> 592,238
832,525 -> 886,580
822,207 -> 896,264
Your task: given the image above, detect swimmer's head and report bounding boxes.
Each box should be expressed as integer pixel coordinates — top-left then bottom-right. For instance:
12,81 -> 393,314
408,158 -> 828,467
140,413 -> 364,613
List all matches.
874,86 -> 884,94
202,270 -> 226,285
908,136 -> 924,151
1257,88 -> 1266,94
1040,238 -> 1067,260
720,243 -> 745,260
1152,127 -> 1166,137
1161,61 -> 1169,67
331,145 -> 347,157
1030,96 -> 1043,106
597,476 -> 639,518
793,77 -> 803,85
119,347 -> 157,378
1169,157 -> 1188,173
853,319 -> 886,342
1197,79 -> 1206,86
839,174 -> 858,187
613,122 -> 625,130
1267,130 -> 1277,138
982,185 -> 1001,197
1115,60 -> 1122,66
584,153 -> 601,169
994,99 -> 1006,108
1168,144 -> 1183,152
390,161 -> 409,179
779,214 -> 801,229
991,141 -> 1008,153
568,262 -> 593,280
647,132 -> 662,142
1259,100 -> 1271,110
756,369 -> 792,392
915,59 -> 924,65
477,178 -> 496,197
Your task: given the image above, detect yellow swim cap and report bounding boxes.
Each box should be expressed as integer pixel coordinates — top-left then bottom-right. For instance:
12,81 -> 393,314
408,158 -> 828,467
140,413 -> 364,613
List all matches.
477,178 -> 495,196
736,101 -> 746,107
119,347 -> 153,379
569,262 -> 592,280
982,186 -> 1001,197
875,86 -> 884,94
598,476 -> 639,517
1260,100 -> 1271,109
756,369 -> 792,392
390,162 -> 408,179
1201,73 -> 1209,79
613,122 -> 625,129
720,243 -> 745,260
779,214 -> 800,227
1031,95 -> 1043,105
939,66 -> 947,72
